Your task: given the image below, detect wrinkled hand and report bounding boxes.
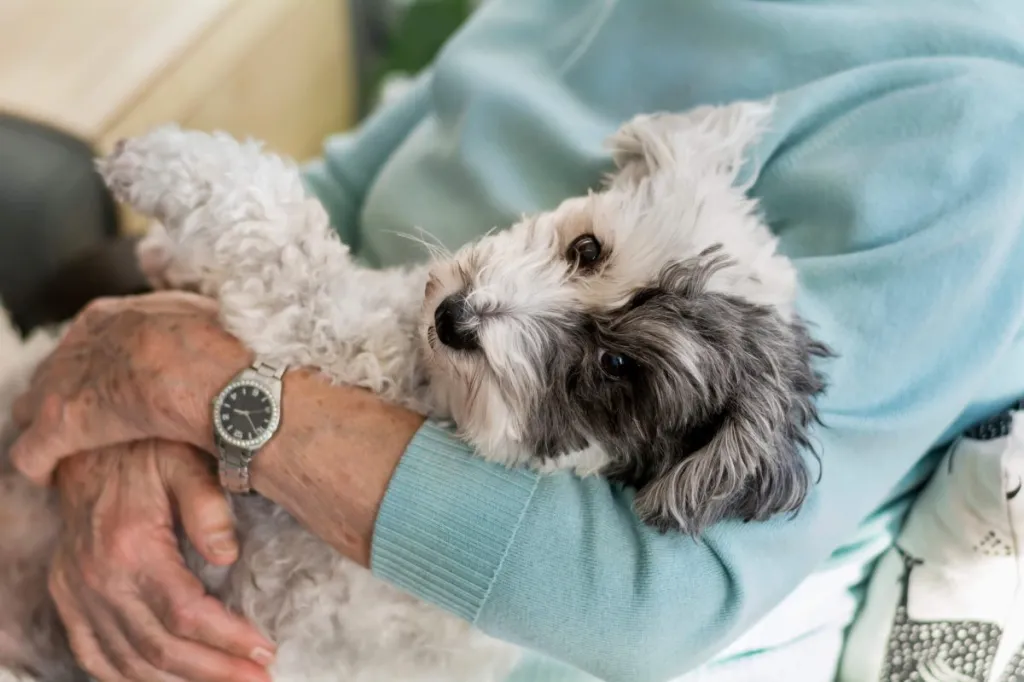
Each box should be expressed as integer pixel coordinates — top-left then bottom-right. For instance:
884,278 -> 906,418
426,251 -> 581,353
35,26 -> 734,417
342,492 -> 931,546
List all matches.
11,292 -> 250,485
51,440 -> 276,682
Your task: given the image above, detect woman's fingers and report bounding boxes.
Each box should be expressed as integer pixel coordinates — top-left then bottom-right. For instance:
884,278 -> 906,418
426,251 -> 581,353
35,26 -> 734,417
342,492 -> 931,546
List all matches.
112,588 -> 272,682
79,589 -> 186,682
141,441 -> 276,664
141,562 -> 277,669
54,544 -> 269,682
49,560 -> 130,682
161,445 -> 239,565
11,391 -> 145,485
155,443 -> 278,669
10,417 -> 85,485
11,324 -> 92,429
11,379 -> 37,429
46,443 -> 275,681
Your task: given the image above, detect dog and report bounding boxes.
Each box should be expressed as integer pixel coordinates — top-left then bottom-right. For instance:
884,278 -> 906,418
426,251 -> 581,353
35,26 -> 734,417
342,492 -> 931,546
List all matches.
0,100 -> 829,681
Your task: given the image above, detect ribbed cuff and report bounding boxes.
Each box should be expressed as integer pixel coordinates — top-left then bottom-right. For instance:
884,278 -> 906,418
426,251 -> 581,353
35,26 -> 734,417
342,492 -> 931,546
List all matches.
371,421 -> 540,623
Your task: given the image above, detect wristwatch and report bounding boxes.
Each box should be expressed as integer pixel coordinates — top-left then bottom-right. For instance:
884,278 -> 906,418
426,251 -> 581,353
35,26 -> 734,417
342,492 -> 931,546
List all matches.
212,361 -> 286,494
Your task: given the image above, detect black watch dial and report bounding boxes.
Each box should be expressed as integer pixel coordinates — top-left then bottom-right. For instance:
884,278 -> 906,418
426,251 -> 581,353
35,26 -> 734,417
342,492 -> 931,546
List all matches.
217,384 -> 275,443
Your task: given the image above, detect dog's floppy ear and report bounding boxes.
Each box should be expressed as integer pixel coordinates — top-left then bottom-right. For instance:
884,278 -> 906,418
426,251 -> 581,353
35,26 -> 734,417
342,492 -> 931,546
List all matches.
633,299 -> 830,535
605,100 -> 773,189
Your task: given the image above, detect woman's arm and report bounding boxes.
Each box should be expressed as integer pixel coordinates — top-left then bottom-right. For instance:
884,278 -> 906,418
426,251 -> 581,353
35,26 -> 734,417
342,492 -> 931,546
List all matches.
285,65 -> 1024,681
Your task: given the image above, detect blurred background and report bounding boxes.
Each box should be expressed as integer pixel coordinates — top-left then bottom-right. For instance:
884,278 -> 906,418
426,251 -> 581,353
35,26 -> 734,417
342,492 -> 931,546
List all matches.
0,0 -> 475,334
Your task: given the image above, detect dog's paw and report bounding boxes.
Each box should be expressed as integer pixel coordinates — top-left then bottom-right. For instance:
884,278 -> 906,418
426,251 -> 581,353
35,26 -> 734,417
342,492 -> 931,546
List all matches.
97,125 -> 307,232
97,125 -> 218,225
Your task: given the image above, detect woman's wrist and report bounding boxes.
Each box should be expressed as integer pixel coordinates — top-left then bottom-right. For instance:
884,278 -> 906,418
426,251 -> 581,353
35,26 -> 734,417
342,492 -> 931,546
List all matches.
172,327 -> 254,453
249,369 -> 425,567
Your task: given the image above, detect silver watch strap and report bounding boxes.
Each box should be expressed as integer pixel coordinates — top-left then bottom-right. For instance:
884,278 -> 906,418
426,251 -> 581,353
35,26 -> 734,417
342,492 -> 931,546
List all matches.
218,361 -> 285,494
252,360 -> 286,379
219,444 -> 253,493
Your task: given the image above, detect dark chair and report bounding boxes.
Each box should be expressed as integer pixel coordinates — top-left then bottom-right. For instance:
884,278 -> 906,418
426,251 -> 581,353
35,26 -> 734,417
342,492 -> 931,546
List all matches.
0,114 -> 151,334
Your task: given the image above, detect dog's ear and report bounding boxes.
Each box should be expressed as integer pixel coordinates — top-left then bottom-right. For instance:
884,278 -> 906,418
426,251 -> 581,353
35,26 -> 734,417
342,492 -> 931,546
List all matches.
605,101 -> 773,189
633,301 -> 830,535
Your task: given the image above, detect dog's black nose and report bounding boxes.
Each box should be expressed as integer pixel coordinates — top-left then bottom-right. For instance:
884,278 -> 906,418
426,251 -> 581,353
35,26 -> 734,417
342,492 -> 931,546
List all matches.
434,293 -> 479,351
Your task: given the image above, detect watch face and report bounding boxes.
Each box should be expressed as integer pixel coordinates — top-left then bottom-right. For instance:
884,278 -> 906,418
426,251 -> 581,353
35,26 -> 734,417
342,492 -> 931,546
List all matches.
214,380 -> 279,449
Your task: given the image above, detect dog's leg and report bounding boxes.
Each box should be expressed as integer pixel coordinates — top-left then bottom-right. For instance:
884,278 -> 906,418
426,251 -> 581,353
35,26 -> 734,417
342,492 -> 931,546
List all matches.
96,128 -> 431,405
95,126 -> 335,298
96,128 -> 307,231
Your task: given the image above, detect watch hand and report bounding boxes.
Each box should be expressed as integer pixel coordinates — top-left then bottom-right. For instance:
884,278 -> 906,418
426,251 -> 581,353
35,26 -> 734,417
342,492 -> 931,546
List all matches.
245,414 -> 258,432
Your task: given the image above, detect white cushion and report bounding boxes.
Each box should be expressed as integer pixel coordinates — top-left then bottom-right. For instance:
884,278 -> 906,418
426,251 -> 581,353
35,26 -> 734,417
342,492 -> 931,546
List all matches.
840,411 -> 1024,681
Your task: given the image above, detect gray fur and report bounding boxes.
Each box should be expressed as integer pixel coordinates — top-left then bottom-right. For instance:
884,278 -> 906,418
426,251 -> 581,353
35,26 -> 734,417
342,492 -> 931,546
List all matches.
515,248 -> 830,535
0,324 -> 84,682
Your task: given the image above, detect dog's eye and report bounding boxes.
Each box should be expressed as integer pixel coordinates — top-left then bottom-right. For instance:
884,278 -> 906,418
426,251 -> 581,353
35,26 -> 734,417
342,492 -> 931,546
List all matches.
567,234 -> 602,269
598,350 -> 633,379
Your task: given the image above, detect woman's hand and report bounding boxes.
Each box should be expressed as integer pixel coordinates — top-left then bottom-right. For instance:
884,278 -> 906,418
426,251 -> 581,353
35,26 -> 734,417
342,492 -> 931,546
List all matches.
51,440 -> 276,682
11,290 -> 426,568
11,292 -> 251,484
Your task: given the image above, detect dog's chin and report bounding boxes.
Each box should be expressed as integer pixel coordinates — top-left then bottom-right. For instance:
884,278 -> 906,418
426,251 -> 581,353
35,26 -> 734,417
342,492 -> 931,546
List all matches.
417,291 -> 442,359
424,323 -> 439,353
418,324 -> 444,387
416,311 -> 460,422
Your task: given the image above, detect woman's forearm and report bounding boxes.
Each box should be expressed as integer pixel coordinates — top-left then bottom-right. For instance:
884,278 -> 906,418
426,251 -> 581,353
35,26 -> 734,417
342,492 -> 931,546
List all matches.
249,369 -> 425,567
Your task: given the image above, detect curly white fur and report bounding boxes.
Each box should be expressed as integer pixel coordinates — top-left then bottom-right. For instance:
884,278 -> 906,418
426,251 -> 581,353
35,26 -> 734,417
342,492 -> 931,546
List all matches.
0,100 -> 827,681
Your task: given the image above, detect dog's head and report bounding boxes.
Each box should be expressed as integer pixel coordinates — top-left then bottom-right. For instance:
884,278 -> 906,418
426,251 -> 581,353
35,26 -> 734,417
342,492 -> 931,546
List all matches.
421,102 -> 830,534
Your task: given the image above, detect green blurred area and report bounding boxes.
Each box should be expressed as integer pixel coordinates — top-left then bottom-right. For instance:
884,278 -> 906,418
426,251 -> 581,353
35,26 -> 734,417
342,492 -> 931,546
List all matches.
355,0 -> 475,115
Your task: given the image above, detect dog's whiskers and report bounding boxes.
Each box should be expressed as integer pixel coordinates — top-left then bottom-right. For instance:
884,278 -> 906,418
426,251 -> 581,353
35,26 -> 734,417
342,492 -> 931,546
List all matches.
393,227 -> 452,261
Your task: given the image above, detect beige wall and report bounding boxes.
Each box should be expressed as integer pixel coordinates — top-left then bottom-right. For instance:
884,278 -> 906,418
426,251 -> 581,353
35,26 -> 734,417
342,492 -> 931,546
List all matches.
0,0 -> 357,160
0,0 -> 357,233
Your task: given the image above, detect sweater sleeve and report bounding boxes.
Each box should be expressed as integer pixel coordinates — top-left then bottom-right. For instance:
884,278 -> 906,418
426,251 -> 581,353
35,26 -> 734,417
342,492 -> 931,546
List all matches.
371,62 -> 1024,681
302,71 -> 432,256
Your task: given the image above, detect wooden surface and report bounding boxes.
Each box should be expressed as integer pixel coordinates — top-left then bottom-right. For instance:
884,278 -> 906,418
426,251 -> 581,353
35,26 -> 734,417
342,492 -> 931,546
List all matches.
0,0 -> 357,160
0,0 -> 357,234
0,0 -> 236,139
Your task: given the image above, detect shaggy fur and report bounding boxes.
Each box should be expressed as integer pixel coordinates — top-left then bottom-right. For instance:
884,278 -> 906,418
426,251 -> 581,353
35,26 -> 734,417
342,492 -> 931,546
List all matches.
0,100 -> 829,681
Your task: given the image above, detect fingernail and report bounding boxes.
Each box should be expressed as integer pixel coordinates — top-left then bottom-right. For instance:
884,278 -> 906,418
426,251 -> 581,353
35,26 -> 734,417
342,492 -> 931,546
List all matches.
208,533 -> 237,558
251,647 -> 275,666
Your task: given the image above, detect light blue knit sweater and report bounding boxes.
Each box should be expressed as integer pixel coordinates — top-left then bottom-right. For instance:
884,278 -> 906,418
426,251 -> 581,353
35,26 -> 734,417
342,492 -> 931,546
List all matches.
302,1 -> 1024,680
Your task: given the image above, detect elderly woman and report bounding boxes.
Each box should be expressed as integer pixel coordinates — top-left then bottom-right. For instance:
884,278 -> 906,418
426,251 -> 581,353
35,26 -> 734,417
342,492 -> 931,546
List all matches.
11,1 -> 1024,681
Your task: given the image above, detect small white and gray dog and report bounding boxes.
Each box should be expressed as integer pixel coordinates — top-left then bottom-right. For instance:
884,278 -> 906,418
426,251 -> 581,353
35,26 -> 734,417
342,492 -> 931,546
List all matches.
0,100 -> 830,682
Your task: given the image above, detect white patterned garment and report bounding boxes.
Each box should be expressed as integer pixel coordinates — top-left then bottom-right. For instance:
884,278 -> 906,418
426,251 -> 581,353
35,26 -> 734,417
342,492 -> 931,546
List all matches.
840,406 -> 1024,682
